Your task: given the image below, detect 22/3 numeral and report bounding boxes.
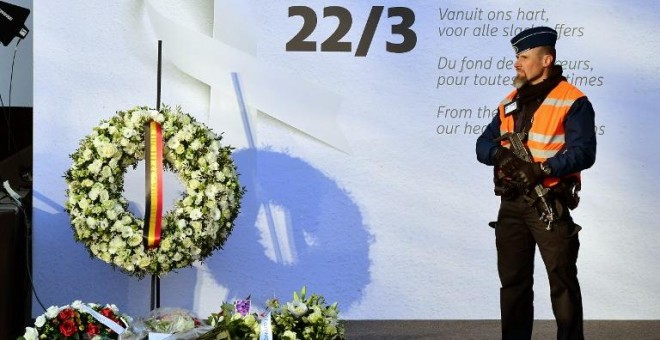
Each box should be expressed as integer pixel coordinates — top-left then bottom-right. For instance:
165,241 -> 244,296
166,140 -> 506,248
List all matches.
286,6 -> 417,57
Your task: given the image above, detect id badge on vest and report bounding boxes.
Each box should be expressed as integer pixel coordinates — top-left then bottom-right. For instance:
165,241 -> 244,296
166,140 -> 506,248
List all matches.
504,100 -> 519,116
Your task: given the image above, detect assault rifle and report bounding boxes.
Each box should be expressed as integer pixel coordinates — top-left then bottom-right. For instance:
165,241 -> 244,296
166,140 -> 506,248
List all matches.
495,132 -> 556,230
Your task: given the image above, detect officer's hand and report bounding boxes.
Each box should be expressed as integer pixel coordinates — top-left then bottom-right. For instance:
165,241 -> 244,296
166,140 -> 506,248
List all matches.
493,147 -> 520,176
512,162 -> 544,187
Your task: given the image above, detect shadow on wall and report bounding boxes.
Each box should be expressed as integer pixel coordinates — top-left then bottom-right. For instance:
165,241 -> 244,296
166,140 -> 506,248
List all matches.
31,190 -> 131,315
31,148 -> 371,318
201,148 -> 372,310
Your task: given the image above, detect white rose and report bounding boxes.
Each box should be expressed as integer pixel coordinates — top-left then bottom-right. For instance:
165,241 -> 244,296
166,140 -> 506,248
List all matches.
98,143 -> 119,158
82,149 -> 93,161
101,252 -> 112,262
89,187 -> 100,201
190,140 -> 202,150
45,305 -> 59,318
137,256 -> 151,268
160,238 -> 172,251
122,128 -> 135,138
109,157 -> 120,168
131,111 -> 146,125
101,166 -> 112,179
22,327 -> 38,340
205,184 -> 218,198
71,300 -> 84,310
189,208 -> 203,220
78,198 -> 90,210
86,217 -> 97,228
100,190 -> 110,202
89,159 -> 103,174
34,315 -> 46,327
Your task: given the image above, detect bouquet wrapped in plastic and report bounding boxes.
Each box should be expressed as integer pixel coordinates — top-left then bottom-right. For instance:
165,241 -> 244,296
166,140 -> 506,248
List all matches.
119,307 -> 211,340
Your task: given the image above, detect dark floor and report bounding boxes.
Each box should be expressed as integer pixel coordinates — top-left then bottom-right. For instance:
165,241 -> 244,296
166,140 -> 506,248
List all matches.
344,320 -> 660,339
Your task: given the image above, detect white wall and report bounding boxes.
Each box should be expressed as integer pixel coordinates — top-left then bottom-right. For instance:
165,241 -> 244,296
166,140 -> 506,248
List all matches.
32,0 -> 660,320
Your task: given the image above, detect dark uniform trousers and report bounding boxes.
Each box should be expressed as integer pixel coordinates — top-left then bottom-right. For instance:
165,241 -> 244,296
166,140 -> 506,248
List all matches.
496,195 -> 583,340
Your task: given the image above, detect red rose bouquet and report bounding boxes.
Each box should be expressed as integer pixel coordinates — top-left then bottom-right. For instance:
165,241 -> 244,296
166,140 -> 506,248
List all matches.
20,301 -> 131,340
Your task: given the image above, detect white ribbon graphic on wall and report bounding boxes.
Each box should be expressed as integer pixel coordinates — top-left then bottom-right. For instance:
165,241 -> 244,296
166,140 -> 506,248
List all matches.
145,0 -> 349,152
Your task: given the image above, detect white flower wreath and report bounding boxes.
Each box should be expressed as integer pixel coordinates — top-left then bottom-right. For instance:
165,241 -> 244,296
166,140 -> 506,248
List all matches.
64,106 -> 244,277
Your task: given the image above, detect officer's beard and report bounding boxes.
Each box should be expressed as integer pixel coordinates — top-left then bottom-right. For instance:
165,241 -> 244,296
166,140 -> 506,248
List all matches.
513,75 -> 527,89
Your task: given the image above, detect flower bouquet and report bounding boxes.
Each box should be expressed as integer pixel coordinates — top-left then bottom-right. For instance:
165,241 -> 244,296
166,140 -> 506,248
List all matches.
267,287 -> 345,340
119,307 -> 209,340
20,301 -> 131,340
197,300 -> 260,340
199,287 -> 346,340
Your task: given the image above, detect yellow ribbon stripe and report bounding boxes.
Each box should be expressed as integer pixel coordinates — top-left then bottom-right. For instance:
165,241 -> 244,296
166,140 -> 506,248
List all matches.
144,120 -> 163,249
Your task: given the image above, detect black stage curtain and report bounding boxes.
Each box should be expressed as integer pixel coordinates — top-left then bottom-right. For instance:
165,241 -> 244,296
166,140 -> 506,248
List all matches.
0,107 -> 32,339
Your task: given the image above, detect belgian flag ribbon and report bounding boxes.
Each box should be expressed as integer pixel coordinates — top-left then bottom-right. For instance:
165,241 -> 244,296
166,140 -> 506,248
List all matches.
144,120 -> 164,249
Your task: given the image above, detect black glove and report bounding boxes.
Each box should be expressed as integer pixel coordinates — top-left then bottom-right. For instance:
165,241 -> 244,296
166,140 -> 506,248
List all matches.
494,147 -> 544,187
511,161 -> 544,187
493,147 -> 520,176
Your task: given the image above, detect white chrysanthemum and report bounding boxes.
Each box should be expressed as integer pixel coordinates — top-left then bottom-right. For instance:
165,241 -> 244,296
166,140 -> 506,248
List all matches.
167,136 -> 181,150
108,236 -> 125,254
128,234 -> 142,247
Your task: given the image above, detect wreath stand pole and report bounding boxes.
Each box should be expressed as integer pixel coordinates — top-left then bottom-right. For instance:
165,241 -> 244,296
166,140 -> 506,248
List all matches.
150,39 -> 163,311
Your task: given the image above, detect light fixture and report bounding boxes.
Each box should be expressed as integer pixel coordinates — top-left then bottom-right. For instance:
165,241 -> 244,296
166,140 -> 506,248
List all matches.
0,1 -> 30,46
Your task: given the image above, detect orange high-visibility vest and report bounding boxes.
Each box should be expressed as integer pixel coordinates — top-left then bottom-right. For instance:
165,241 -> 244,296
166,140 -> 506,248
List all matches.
498,80 -> 584,187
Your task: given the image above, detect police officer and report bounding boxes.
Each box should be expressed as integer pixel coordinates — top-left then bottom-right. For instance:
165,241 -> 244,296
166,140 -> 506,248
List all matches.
476,26 -> 597,340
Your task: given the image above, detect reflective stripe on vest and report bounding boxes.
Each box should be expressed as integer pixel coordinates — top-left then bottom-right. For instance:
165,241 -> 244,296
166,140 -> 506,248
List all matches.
498,80 -> 584,187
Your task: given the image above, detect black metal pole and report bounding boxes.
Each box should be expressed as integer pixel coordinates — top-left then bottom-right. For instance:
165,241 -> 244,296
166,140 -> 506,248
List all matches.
150,39 -> 163,311
157,40 -> 162,110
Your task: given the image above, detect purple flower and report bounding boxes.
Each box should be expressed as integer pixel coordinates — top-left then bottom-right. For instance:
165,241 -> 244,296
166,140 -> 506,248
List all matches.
235,300 -> 251,317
